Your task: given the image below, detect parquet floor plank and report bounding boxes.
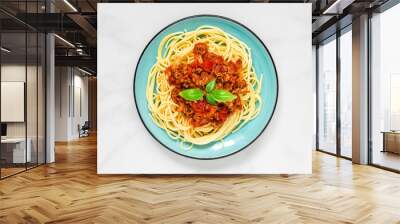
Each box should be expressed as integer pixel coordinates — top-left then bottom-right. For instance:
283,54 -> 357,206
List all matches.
1,135 -> 400,223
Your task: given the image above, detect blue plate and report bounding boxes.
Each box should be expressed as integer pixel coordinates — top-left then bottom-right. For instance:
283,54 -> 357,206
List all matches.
134,15 -> 278,160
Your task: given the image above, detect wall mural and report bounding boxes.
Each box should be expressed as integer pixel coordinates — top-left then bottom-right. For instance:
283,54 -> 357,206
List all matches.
98,3 -> 312,174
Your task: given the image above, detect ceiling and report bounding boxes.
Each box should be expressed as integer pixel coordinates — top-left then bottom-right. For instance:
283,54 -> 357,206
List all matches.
0,0 -> 392,74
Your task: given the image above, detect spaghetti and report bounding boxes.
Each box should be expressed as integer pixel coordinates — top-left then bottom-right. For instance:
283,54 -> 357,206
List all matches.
146,26 -> 262,145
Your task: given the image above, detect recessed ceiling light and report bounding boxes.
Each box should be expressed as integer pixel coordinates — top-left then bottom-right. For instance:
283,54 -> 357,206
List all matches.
54,34 -> 75,48
1,47 -> 11,53
322,0 -> 354,15
78,67 -> 93,76
63,0 -> 78,12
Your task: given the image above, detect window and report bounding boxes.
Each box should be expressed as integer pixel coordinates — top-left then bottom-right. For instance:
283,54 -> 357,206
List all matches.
370,3 -> 400,171
317,26 -> 353,159
339,28 -> 352,158
318,36 -> 337,154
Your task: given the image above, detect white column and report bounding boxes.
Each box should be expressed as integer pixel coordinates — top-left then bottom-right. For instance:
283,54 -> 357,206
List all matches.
45,0 -> 56,163
46,32 -> 55,163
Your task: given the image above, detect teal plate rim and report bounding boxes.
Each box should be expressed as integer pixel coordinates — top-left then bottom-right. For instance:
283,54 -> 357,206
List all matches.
133,14 -> 279,160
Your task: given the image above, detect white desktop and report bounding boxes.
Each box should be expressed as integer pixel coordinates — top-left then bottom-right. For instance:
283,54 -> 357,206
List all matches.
1,127 -> 32,164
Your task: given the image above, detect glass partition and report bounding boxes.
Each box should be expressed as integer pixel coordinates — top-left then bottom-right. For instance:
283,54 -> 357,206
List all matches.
0,1 -> 46,179
1,31 -> 28,177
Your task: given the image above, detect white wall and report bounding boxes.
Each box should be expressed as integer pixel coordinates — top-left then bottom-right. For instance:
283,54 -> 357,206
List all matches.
1,82 -> 25,122
55,66 -> 69,141
70,73 -> 89,138
1,65 -> 26,135
55,67 -> 89,141
1,65 -> 40,138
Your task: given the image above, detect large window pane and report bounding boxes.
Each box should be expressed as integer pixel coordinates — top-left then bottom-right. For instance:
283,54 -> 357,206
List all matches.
340,29 -> 352,158
318,37 -> 337,154
371,3 -> 400,171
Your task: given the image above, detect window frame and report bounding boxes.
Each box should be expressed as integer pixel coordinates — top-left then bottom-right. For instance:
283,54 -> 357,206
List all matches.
315,24 -> 353,161
367,0 -> 400,173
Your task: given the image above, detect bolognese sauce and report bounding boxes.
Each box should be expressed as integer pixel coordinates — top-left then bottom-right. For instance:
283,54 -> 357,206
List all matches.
165,43 -> 248,127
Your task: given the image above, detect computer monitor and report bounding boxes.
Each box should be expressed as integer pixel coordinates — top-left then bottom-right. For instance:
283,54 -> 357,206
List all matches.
1,123 -> 7,137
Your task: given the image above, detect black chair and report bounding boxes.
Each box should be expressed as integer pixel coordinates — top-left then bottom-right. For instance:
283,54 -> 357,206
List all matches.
79,121 -> 90,138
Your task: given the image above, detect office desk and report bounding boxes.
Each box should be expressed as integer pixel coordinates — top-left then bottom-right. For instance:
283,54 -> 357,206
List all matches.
1,138 -> 31,163
382,131 -> 400,154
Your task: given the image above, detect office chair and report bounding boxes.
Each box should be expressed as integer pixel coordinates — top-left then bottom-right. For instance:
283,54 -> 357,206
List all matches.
79,121 -> 90,138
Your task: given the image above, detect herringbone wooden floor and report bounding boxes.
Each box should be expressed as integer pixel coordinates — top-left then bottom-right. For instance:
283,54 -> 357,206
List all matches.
1,135 -> 400,224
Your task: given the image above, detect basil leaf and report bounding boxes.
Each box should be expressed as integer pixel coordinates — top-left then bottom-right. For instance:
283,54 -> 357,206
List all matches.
206,94 -> 217,105
205,79 -> 216,93
179,88 -> 203,101
209,89 -> 237,103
